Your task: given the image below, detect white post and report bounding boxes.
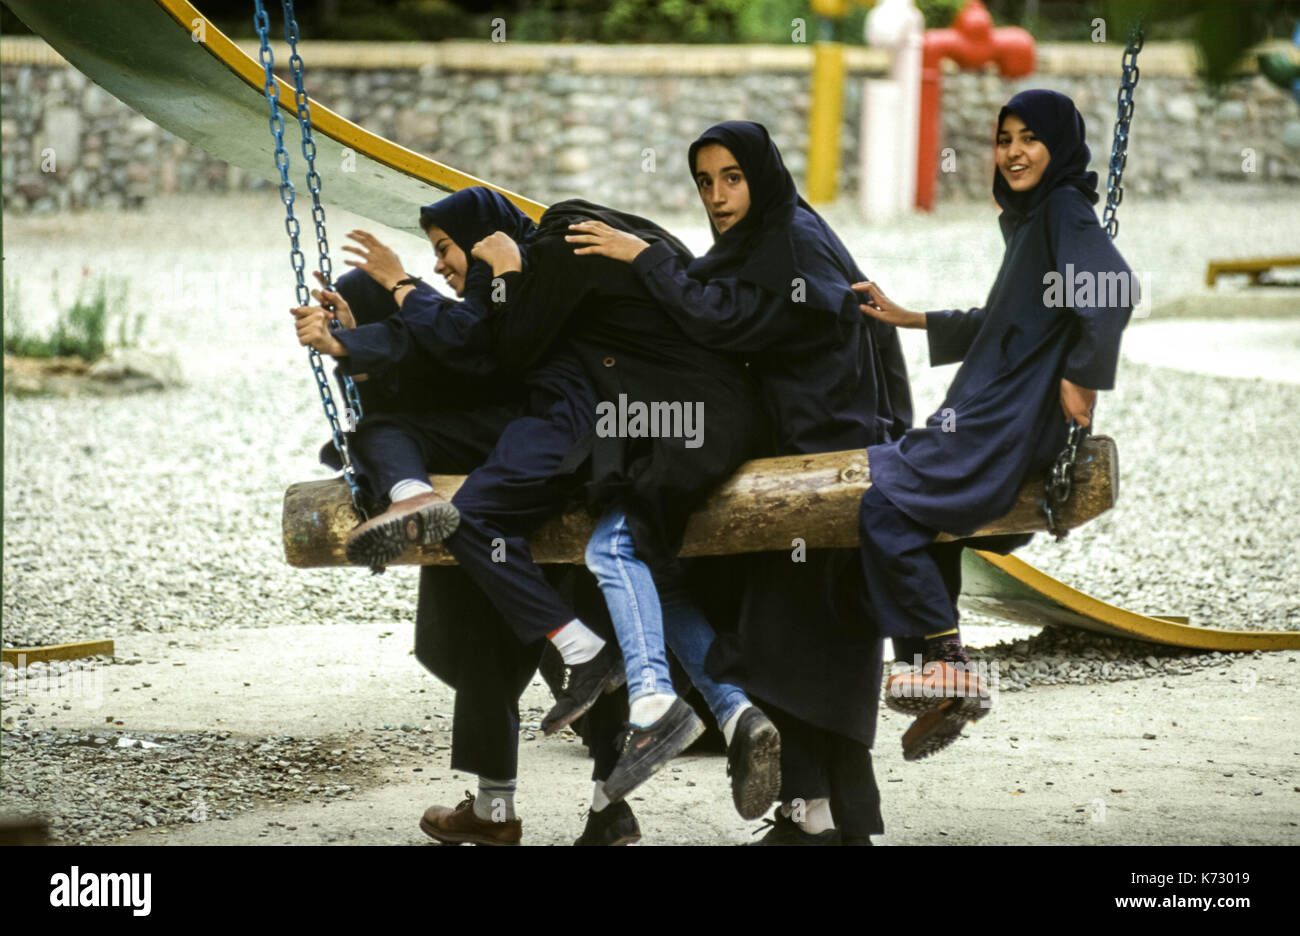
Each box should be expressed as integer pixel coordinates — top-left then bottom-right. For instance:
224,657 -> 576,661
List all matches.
860,80 -> 902,219
863,0 -> 924,217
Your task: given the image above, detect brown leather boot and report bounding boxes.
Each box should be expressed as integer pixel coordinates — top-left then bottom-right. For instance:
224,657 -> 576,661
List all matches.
884,660 -> 990,720
344,490 -> 459,568
901,701 -> 968,761
419,792 -> 522,846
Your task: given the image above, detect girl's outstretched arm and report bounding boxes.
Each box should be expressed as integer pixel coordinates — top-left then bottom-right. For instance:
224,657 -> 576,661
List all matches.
629,240 -> 797,353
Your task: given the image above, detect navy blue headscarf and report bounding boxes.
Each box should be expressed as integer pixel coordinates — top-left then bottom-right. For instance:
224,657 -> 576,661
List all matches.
418,187 -> 537,257
685,120 -> 865,317
994,89 -> 1099,219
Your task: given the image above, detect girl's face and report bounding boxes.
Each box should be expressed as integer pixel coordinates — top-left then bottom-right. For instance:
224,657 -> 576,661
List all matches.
693,143 -> 751,234
427,225 -> 468,297
996,113 -> 1051,192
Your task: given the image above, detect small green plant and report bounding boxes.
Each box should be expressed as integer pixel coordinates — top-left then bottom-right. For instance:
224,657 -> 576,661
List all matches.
3,273 -> 136,362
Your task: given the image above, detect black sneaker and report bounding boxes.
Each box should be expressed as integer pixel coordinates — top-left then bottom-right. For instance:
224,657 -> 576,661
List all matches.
748,809 -> 841,846
603,698 -> 705,803
727,707 -> 781,820
574,800 -> 641,846
541,642 -> 625,736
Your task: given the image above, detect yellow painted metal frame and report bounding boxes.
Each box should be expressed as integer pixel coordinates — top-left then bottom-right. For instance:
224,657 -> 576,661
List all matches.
972,552 -> 1300,651
153,0 -> 547,220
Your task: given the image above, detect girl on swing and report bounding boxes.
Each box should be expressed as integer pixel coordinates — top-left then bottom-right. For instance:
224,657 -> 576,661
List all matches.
853,89 -> 1136,759
569,120 -> 914,844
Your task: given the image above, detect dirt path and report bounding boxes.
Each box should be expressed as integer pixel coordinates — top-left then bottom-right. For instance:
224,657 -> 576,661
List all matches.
5,623 -> 1295,846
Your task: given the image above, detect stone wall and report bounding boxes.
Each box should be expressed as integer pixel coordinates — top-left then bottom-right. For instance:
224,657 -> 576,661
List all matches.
3,39 -> 1298,215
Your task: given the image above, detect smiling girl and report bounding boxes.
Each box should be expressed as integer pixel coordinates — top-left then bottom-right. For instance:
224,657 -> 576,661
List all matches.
855,89 -> 1137,760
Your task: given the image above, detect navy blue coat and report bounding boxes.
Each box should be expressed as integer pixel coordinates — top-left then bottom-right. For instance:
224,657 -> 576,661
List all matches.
629,121 -> 912,744
867,184 -> 1135,537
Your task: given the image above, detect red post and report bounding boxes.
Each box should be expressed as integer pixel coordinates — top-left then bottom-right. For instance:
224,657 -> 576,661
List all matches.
915,0 -> 1035,210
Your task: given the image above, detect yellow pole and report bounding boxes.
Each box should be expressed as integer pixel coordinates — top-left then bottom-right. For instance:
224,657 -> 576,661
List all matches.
806,39 -> 845,204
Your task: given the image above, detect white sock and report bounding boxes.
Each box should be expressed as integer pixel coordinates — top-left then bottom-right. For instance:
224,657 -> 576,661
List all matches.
388,479 -> 433,503
720,702 -> 754,747
783,797 -> 834,835
473,776 -> 517,821
549,619 -> 605,665
629,692 -> 677,727
591,780 -> 611,813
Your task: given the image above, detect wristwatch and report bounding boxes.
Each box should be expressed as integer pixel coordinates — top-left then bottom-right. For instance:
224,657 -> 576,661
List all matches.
390,275 -> 422,294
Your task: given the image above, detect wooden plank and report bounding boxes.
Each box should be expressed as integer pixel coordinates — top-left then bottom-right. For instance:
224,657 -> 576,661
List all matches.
1205,256 -> 1300,286
2,639 -> 115,666
283,437 -> 1119,568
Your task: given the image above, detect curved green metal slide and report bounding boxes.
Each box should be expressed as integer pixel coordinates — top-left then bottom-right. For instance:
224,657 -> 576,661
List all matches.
10,0 -> 1297,651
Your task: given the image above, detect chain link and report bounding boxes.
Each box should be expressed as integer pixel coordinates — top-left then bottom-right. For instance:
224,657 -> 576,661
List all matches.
1100,24 -> 1144,240
1042,421 -> 1091,541
1043,22 -> 1143,540
278,0 -> 364,432
253,0 -> 363,515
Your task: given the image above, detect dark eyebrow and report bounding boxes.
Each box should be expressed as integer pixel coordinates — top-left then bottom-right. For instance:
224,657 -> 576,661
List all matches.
435,238 -> 451,251
718,164 -> 742,174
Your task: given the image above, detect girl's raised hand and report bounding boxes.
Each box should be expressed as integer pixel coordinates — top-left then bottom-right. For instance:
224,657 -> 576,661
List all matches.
342,229 -> 406,290
471,231 -> 523,275
566,220 -> 650,263
851,280 -> 926,329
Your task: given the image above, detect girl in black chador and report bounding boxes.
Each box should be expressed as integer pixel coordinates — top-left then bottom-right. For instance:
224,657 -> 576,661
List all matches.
855,89 -> 1136,760
569,120 -> 913,844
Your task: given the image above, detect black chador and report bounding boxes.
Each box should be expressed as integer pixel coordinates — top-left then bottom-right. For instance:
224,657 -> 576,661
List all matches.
630,121 -> 914,836
322,189 -> 620,784
490,199 -> 768,570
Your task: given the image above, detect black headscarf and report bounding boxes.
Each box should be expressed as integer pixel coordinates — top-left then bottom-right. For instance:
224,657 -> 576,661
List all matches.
684,120 -> 866,318
419,187 -> 537,257
994,89 -> 1099,219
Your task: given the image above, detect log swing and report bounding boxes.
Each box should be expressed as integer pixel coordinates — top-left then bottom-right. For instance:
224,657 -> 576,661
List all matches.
273,13 -> 1145,571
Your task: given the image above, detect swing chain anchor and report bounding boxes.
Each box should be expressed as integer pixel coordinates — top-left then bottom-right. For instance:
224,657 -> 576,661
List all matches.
1100,22 -> 1144,240
1043,420 -> 1091,541
253,0 -> 365,519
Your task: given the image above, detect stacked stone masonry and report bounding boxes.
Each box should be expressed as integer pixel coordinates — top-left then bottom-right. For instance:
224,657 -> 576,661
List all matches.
3,40 -> 1297,214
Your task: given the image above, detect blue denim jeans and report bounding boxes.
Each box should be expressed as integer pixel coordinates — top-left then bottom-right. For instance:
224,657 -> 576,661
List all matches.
585,508 -> 749,725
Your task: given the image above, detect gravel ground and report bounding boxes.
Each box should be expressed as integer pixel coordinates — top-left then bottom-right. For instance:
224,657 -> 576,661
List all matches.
0,726 -> 383,843
2,185 -> 1297,845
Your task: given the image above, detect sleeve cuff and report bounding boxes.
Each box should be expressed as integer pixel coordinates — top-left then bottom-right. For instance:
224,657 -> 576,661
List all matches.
632,239 -> 678,277
335,322 -> 391,375
925,310 -> 963,367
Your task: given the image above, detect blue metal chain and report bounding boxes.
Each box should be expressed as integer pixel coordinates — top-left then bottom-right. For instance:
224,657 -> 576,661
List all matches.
1100,23 -> 1144,241
252,0 -> 363,514
279,0 -> 365,431
1043,23 -> 1143,541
